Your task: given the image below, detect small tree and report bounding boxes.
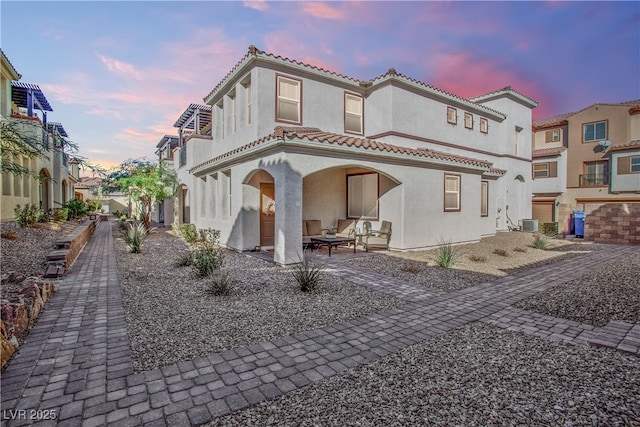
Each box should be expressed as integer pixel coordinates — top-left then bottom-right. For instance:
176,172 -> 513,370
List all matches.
109,158 -> 176,231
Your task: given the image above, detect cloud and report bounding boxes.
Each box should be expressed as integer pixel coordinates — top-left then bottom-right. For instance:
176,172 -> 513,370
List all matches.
96,53 -> 144,80
86,108 -> 122,120
300,2 -> 346,20
107,92 -> 145,104
243,0 -> 268,11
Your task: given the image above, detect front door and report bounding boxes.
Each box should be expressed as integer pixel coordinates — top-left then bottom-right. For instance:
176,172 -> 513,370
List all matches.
260,183 -> 275,247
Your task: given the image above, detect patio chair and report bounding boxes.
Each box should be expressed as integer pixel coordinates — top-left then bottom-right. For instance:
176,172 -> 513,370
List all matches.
303,220 -> 324,249
335,219 -> 357,238
363,220 -> 392,251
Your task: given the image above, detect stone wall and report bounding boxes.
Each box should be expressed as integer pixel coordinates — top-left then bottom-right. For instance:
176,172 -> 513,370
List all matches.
44,218 -> 98,278
584,203 -> 640,245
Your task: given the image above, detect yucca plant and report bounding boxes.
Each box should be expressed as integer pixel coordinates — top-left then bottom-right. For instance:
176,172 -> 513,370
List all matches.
206,269 -> 235,296
434,239 -> 459,268
292,254 -> 324,292
123,222 -> 148,253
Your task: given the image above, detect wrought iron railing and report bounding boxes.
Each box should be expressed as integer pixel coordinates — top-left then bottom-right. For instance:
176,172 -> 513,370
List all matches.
579,173 -> 609,187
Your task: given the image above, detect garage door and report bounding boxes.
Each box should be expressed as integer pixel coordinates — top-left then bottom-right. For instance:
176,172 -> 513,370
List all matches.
532,202 -> 554,223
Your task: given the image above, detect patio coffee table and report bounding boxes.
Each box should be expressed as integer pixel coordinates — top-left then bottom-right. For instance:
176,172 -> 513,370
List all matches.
310,237 -> 356,257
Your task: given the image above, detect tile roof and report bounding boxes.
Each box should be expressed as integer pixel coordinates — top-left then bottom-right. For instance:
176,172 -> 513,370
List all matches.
203,46 -> 519,120
468,86 -> 539,109
191,126 -> 496,174
610,140 -> 640,152
532,113 -> 573,128
532,146 -> 567,158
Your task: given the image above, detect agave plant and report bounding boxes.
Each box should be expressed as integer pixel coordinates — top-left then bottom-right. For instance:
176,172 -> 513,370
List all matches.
123,222 -> 148,253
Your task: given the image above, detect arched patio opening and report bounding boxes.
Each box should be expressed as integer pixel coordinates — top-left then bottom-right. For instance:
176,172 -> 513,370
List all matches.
243,169 -> 275,248
39,168 -> 51,211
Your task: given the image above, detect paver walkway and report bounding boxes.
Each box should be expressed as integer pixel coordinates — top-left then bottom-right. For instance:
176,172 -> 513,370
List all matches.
1,221 -> 638,426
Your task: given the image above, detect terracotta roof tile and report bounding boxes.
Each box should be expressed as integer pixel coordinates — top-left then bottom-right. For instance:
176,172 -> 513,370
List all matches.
532,147 -> 567,158
532,113 -> 573,128
610,140 -> 640,152
191,126 -> 496,174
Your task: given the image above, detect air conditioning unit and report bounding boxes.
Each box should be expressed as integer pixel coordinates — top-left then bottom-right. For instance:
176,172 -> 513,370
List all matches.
520,219 -> 539,232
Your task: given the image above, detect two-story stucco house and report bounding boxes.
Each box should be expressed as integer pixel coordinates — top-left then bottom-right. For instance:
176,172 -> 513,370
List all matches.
1,49 -> 76,221
531,100 -> 640,235
170,46 -> 538,265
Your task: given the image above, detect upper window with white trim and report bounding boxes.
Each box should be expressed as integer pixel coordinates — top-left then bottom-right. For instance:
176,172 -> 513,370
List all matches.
480,118 -> 488,134
447,107 -> 457,125
464,112 -> 473,129
344,93 -> 363,135
444,173 -> 461,212
276,75 -> 301,124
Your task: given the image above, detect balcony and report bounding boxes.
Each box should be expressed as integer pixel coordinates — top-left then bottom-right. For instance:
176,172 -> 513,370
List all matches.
579,173 -> 609,187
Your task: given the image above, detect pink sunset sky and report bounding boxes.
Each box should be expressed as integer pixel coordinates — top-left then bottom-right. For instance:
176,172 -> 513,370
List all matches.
2,1 -> 639,171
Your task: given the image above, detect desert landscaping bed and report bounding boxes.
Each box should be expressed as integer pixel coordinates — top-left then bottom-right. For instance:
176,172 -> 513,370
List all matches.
343,232 -> 612,292
207,322 -> 640,426
112,225 -> 405,372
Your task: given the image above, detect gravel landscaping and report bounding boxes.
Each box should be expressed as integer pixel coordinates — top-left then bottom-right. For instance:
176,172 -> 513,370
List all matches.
207,322 -> 640,426
343,232 -> 610,292
112,225 -> 405,372
515,252 -> 640,327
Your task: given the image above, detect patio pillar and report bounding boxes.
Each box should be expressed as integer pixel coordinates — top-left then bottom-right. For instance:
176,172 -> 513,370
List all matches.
273,166 -> 302,266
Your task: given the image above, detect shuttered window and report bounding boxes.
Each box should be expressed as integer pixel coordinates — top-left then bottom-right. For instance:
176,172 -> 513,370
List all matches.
532,162 -> 557,179
344,93 -> 363,134
276,75 -> 301,124
480,118 -> 488,134
545,129 -> 561,143
619,155 -> 640,174
444,174 -> 461,211
464,112 -> 473,129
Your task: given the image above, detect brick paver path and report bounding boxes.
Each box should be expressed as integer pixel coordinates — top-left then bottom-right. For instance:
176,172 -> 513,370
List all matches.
1,221 -> 638,426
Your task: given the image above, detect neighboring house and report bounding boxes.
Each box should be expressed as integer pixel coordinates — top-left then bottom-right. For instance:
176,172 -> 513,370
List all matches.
152,135 -> 180,225
75,176 -> 128,215
532,100 -> 640,234
1,49 -> 76,221
169,46 -> 538,265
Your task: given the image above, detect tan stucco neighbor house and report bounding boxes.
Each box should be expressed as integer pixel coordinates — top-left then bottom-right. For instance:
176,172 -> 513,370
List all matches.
1,49 -> 76,221
167,46 -> 538,265
531,100 -> 640,236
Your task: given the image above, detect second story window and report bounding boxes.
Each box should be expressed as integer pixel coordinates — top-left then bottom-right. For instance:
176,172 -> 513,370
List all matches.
276,75 -> 301,124
546,129 -> 561,143
480,118 -> 488,134
344,93 -> 363,134
583,120 -> 607,142
447,107 -> 457,125
464,112 -> 473,129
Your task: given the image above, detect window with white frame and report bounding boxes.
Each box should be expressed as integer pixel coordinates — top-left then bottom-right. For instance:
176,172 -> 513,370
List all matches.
631,156 -> 640,172
480,118 -> 488,134
347,173 -> 378,219
464,112 -> 473,129
447,107 -> 457,125
276,75 -> 301,124
481,181 -> 488,217
583,120 -> 607,142
344,93 -> 363,134
444,174 -> 461,211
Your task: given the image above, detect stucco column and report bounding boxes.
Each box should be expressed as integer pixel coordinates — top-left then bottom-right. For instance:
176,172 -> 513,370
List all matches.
273,165 -> 302,266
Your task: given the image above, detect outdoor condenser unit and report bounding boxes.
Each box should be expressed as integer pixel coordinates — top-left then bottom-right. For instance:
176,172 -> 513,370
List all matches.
520,219 -> 539,232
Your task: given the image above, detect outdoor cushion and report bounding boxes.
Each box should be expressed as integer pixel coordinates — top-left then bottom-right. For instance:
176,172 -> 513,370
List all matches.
305,220 -> 323,236
302,221 -> 309,237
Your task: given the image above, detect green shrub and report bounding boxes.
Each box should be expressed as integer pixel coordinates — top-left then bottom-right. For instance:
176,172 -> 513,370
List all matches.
123,222 -> 148,253
52,208 -> 69,222
493,248 -> 509,257
14,204 -> 41,227
469,255 -> 487,263
292,255 -> 324,292
532,233 -> 549,250
192,246 -> 224,276
434,240 -> 459,268
206,269 -> 234,296
66,198 -> 87,218
540,222 -> 558,237
178,223 -> 197,244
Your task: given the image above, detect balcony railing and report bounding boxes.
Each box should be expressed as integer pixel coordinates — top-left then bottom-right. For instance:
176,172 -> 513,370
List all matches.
579,173 -> 609,187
